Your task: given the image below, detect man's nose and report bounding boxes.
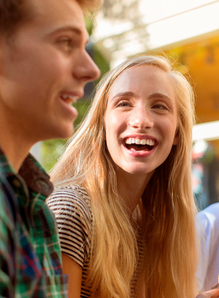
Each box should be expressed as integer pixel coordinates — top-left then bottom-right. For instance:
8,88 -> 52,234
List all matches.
72,50 -> 100,83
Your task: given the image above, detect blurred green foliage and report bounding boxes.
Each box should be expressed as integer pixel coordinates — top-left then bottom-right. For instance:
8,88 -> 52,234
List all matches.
42,99 -> 92,172
85,17 -> 93,35
93,45 -> 110,82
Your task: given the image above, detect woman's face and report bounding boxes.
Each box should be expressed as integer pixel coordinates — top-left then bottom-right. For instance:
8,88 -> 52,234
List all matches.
104,65 -> 178,180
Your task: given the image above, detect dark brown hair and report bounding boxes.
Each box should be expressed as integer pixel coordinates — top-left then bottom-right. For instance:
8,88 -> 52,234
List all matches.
0,0 -> 29,34
0,0 -> 102,35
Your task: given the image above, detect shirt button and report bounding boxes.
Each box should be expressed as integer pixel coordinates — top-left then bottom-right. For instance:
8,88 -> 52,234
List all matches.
12,178 -> 21,188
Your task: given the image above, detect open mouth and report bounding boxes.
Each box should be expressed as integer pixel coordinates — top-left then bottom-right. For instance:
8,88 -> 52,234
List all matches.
124,137 -> 156,152
60,94 -> 78,105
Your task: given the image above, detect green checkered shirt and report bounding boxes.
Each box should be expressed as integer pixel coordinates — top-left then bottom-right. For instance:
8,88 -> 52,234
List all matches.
0,149 -> 68,297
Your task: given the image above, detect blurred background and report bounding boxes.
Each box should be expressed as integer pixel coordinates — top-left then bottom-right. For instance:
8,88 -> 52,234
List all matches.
32,0 -> 219,210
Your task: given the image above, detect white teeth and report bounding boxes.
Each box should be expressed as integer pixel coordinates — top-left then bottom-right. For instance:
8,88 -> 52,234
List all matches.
61,94 -> 77,104
125,138 -> 155,146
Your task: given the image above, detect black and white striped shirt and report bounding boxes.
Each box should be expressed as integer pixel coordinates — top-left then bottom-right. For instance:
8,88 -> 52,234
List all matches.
47,185 -> 144,298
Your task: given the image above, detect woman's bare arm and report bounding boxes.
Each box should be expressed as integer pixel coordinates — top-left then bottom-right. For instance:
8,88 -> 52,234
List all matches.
62,253 -> 82,298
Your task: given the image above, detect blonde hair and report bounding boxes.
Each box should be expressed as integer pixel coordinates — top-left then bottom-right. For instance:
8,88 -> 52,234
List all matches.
51,55 -> 198,298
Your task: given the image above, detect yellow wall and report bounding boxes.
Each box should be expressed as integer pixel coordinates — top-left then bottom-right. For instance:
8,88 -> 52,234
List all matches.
167,36 -> 219,156
166,35 -> 219,124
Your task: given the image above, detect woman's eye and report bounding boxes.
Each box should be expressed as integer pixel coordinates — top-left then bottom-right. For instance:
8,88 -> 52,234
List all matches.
153,103 -> 168,110
116,101 -> 131,107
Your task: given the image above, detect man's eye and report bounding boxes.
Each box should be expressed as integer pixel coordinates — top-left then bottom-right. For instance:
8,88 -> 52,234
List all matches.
62,39 -> 71,45
59,38 -> 74,51
62,39 -> 70,45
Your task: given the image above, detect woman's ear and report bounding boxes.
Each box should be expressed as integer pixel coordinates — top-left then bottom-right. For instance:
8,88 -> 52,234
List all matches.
173,129 -> 179,145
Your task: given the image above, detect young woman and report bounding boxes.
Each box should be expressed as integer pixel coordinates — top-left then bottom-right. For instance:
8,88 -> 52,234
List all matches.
47,55 -> 219,298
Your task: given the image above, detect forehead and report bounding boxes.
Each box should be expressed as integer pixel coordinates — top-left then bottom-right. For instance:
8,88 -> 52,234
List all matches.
19,0 -> 88,39
109,65 -> 175,100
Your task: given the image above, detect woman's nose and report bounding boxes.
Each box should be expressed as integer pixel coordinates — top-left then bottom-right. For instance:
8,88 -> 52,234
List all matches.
129,107 -> 154,129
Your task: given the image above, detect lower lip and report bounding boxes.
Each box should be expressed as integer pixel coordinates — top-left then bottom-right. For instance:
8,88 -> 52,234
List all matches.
123,144 -> 156,157
60,97 -> 78,119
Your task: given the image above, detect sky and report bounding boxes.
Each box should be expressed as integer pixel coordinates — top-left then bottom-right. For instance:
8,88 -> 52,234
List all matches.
94,0 -> 219,40
140,0 -> 215,22
140,0 -> 219,49
93,0 -> 219,67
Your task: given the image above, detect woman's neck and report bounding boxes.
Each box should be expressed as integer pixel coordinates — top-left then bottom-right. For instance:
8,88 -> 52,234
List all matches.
116,170 -> 154,217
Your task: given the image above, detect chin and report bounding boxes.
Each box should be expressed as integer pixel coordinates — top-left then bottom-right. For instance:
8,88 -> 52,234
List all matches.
56,130 -> 74,139
126,166 -> 155,177
124,168 -> 148,175
45,126 -> 74,140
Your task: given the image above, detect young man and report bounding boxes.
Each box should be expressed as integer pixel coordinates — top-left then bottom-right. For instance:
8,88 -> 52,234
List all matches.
0,0 -> 100,296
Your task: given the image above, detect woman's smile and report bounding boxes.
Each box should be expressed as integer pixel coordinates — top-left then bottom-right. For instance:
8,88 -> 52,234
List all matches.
124,136 -> 156,151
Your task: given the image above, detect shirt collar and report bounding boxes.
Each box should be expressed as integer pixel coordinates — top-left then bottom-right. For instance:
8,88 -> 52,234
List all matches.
0,147 -> 53,197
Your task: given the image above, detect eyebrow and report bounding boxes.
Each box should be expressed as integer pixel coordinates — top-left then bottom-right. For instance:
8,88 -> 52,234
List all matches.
111,91 -> 139,101
148,92 -> 173,102
110,91 -> 173,103
49,26 -> 89,44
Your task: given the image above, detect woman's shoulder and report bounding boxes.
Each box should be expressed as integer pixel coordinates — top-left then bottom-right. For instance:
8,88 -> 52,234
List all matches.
47,184 -> 92,224
48,185 -> 92,265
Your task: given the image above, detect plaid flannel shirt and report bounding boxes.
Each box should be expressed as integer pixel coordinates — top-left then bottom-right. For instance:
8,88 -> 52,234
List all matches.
0,149 -> 68,297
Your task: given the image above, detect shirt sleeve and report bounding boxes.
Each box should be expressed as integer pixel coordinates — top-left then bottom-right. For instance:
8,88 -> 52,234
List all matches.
0,180 -> 15,298
196,202 -> 219,291
47,186 -> 92,268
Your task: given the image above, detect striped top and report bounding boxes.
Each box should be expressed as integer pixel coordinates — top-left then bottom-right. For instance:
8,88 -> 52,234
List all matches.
47,185 -> 144,298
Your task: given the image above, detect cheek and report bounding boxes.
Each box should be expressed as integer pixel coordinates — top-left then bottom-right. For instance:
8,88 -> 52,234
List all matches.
104,122 -> 118,155
105,121 -> 119,145
105,129 -> 112,148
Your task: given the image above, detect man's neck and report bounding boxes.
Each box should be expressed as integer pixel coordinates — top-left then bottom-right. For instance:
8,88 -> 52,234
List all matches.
0,124 -> 33,173
0,101 -> 37,171
0,139 -> 31,172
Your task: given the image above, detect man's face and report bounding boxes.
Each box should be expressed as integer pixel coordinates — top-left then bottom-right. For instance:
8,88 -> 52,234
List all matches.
0,0 -> 100,142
